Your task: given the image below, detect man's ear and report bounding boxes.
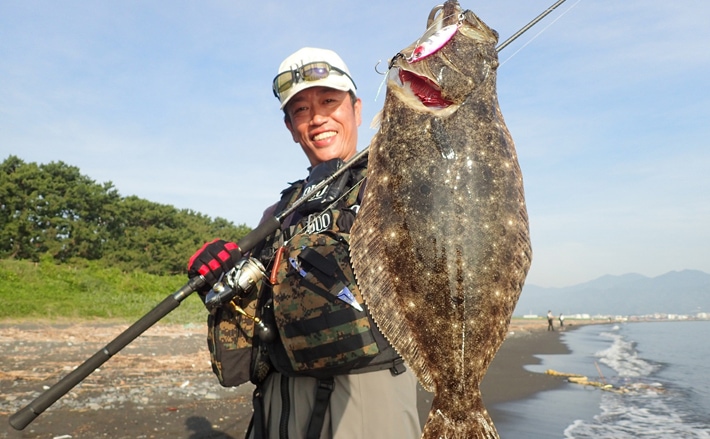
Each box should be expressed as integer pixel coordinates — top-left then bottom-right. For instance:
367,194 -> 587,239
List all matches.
354,97 -> 363,127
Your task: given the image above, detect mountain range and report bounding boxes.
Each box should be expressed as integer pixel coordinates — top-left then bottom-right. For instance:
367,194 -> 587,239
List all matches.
514,269 -> 710,317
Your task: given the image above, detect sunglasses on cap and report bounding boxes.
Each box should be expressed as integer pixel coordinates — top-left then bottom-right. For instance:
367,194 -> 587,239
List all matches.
272,61 -> 357,100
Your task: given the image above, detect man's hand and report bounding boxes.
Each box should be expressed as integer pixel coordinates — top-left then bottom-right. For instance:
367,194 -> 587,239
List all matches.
187,239 -> 242,291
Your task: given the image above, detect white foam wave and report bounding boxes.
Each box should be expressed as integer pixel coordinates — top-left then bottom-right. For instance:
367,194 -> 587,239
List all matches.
563,392 -> 710,438
595,331 -> 659,378
563,326 -> 709,438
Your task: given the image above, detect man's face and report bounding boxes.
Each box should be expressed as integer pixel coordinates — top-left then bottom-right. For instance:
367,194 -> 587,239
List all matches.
284,87 -> 362,167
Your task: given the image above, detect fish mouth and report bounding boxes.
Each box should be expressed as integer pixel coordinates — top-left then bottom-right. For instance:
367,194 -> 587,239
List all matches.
395,68 -> 453,108
387,2 -> 496,112
388,49 -> 457,111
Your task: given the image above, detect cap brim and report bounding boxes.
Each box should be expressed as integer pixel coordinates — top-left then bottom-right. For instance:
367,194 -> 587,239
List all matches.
279,76 -> 354,109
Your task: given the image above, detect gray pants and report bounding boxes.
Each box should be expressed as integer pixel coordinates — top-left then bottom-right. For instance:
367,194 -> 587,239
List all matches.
249,368 -> 421,439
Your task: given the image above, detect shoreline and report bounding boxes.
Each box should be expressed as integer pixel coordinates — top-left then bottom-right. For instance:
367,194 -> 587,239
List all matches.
1,319 -> 604,438
415,319 -> 603,428
483,320 -> 609,436
481,322 -> 572,406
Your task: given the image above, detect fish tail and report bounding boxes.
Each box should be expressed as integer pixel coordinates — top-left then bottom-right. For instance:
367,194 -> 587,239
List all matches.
422,402 -> 499,439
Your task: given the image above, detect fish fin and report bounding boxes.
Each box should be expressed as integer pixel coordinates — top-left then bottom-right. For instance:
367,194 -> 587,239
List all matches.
422,393 -> 499,439
369,109 -> 382,131
350,188 -> 435,392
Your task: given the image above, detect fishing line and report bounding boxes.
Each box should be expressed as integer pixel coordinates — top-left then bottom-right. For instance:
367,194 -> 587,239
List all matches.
271,0 -> 583,250
374,8 -> 460,104
374,68 -> 389,102
373,0 -> 579,101
499,0 -> 582,67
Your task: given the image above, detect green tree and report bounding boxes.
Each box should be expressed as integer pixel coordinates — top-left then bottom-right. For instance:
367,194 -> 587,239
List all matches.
0,155 -> 27,258
0,156 -> 119,261
1,155 -> 251,275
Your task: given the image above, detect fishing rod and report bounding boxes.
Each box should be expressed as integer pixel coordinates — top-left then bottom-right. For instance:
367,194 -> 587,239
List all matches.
7,148 -> 369,432
496,0 -> 568,52
8,0 -> 568,430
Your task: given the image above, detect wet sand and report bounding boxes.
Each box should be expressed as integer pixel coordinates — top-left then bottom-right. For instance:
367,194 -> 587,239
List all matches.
1,319 -> 586,438
483,320 -> 573,405
482,320 -> 578,430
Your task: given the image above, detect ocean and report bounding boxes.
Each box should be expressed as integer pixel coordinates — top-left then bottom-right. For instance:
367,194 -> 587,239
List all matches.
492,320 -> 710,438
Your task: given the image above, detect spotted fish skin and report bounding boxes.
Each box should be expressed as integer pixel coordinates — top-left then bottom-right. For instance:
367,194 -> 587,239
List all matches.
350,2 -> 532,438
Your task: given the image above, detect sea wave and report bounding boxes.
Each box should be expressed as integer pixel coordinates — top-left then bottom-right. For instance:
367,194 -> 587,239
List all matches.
564,324 -> 710,438
595,330 -> 660,378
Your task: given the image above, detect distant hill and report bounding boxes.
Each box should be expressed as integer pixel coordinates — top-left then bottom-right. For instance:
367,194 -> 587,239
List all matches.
514,270 -> 710,317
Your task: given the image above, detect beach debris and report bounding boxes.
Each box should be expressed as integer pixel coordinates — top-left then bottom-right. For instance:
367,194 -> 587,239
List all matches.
545,369 -> 666,395
593,360 -> 607,384
0,323 -> 250,419
350,1 -> 532,438
567,375 -> 620,392
545,369 -> 585,378
546,369 -> 622,393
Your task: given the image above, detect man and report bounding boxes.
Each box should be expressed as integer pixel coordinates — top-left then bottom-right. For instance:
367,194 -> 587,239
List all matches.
187,48 -> 421,439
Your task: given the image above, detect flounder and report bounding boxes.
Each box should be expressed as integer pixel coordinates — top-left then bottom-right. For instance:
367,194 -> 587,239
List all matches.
350,2 -> 532,438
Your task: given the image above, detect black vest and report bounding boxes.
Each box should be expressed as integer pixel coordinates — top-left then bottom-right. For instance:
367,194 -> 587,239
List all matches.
253,162 -> 403,379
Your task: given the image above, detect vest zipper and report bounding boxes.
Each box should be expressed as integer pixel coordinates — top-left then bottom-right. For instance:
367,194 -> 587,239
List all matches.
279,374 -> 290,439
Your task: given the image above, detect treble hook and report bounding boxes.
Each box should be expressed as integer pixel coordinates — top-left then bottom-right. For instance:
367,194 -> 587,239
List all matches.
388,53 -> 405,69
374,53 -> 406,75
374,59 -> 388,75
427,4 -> 444,28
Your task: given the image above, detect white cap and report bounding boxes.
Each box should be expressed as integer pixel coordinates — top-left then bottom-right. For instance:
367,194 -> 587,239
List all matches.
274,47 -> 357,109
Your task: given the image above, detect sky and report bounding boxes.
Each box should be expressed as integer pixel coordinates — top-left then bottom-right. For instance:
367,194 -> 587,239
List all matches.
2,1 -> 709,288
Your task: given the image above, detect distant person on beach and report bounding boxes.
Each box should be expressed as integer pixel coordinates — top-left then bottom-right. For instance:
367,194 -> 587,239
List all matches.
547,310 -> 555,331
559,314 -> 565,328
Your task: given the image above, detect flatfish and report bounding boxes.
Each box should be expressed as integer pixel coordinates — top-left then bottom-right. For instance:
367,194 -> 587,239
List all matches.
350,2 -> 532,438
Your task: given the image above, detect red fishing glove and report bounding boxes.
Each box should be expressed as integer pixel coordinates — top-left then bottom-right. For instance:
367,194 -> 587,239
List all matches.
187,239 -> 242,291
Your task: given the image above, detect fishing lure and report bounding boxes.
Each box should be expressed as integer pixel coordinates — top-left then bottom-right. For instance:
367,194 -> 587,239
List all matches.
407,11 -> 465,63
407,23 -> 458,63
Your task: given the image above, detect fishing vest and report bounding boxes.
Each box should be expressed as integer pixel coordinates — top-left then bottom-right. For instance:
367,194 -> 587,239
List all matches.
256,162 -> 402,379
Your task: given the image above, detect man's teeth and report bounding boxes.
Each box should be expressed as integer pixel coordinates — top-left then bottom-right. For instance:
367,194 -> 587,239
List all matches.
313,131 -> 336,141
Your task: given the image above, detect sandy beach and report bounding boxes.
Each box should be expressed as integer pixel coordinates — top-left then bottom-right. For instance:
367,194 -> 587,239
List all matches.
1,318 -> 592,438
483,319 -> 572,404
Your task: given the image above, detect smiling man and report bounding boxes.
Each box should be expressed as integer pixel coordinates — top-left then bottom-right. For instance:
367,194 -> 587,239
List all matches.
187,48 -> 420,439
278,48 -> 362,167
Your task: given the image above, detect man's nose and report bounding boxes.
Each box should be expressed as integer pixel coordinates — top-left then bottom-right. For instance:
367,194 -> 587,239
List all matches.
310,111 -> 328,125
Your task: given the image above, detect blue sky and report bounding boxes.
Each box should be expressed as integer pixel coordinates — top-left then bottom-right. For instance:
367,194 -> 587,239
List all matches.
2,1 -> 709,288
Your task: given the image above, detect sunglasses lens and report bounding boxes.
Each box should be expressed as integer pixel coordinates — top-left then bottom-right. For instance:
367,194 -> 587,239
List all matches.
273,71 -> 294,95
302,62 -> 331,81
273,62 -> 351,100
